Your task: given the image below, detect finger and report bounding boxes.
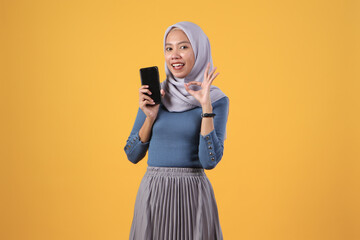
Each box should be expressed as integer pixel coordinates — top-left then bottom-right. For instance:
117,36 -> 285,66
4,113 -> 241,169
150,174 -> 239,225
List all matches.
209,72 -> 220,83
184,83 -> 195,96
160,89 -> 165,97
186,81 -> 202,86
204,62 -> 210,79
210,73 -> 220,81
205,67 -> 217,83
140,88 -> 152,95
141,94 -> 155,103
143,99 -> 156,105
144,96 -> 155,103
208,66 -> 217,79
140,85 -> 149,89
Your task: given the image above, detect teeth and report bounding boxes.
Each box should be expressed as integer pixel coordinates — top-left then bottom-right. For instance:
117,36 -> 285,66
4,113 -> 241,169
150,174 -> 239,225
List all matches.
172,63 -> 184,67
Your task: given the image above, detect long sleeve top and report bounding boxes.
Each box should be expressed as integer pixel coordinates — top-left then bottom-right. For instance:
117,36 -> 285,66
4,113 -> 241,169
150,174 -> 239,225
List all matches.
124,96 -> 229,169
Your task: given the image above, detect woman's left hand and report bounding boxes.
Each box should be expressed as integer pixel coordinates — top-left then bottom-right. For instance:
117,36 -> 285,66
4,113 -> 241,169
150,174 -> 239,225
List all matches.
184,62 -> 220,106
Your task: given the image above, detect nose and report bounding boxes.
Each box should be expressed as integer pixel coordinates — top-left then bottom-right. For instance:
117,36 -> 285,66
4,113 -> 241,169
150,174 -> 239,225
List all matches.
171,48 -> 180,59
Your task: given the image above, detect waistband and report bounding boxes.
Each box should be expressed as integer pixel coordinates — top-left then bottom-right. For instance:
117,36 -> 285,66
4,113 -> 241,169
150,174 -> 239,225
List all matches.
145,166 -> 205,177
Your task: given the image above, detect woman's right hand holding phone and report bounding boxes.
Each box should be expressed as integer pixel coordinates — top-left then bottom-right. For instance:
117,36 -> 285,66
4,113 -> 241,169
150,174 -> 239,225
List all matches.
139,85 -> 165,120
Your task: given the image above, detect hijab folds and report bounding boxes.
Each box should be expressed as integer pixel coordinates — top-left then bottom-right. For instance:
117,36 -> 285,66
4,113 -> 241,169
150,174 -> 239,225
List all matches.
160,21 -> 227,112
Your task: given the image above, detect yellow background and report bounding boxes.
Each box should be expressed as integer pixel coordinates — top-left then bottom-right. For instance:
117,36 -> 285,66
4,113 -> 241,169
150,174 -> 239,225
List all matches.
1,0 -> 359,239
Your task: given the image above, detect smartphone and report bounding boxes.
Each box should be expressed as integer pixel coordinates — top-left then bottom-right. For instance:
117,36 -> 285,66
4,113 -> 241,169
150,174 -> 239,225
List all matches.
139,66 -> 161,104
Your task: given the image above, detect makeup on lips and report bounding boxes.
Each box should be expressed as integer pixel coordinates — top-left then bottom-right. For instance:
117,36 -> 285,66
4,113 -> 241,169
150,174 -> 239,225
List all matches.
172,62 -> 185,70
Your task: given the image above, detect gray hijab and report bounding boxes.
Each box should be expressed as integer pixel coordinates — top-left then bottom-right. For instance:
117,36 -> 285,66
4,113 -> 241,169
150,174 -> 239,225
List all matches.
160,21 -> 227,112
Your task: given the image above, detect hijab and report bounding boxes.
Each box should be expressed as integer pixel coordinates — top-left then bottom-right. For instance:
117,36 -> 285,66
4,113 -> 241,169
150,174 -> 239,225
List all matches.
160,21 -> 227,112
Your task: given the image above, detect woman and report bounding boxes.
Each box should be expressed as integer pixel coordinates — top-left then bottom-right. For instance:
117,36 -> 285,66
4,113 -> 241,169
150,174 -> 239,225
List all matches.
124,21 -> 229,240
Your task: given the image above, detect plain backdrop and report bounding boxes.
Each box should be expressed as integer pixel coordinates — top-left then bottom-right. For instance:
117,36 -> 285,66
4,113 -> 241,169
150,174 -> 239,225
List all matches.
1,0 -> 359,239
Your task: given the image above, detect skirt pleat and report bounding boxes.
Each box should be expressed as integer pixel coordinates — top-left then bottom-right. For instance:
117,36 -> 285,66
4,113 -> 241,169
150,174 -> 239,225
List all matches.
129,167 -> 223,240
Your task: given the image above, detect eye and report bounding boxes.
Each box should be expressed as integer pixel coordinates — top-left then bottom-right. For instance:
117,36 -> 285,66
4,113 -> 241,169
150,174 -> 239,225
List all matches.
180,45 -> 188,49
165,47 -> 172,51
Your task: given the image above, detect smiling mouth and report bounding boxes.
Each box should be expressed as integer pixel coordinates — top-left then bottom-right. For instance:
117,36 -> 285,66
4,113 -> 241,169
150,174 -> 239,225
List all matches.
171,63 -> 185,70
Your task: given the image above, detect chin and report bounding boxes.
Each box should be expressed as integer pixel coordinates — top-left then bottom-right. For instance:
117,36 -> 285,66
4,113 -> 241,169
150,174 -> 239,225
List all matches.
171,70 -> 189,79
173,73 -> 186,78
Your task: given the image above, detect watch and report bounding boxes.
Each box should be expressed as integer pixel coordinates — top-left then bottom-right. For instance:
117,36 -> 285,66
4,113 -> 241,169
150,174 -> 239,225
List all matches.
201,113 -> 216,118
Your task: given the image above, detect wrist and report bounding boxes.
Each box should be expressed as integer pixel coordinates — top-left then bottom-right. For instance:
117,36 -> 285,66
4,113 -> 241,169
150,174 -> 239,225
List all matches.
146,116 -> 156,124
201,102 -> 213,113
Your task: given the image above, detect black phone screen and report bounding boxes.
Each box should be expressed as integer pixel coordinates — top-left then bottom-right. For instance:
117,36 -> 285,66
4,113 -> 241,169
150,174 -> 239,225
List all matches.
139,66 -> 161,104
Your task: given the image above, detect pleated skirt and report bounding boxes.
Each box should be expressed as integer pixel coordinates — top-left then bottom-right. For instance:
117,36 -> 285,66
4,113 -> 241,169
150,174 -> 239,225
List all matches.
129,166 -> 223,240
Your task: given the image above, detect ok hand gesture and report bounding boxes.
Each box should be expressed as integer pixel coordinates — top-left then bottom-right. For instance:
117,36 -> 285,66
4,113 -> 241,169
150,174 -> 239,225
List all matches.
184,62 -> 220,106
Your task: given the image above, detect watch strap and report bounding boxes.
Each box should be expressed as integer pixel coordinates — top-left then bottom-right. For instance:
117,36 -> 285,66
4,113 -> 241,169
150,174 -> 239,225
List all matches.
201,113 -> 216,118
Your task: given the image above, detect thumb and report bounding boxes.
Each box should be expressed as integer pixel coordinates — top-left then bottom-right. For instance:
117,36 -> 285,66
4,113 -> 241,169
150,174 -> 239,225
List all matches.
160,89 -> 165,97
184,83 -> 195,96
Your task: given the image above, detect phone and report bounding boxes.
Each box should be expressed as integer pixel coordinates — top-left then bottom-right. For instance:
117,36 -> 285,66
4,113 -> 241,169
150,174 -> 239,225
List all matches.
140,66 -> 161,104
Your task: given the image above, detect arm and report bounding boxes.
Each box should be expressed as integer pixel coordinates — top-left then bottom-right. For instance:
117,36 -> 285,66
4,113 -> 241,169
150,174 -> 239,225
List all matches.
124,108 -> 153,164
183,62 -> 228,169
198,97 -> 229,169
124,86 -> 164,164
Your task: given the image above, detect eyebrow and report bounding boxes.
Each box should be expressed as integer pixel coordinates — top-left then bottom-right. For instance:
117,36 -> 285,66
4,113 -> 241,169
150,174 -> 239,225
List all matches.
165,41 -> 191,46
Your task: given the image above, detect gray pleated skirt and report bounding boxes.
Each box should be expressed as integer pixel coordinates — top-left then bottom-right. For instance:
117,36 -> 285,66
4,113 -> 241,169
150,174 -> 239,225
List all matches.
129,166 -> 223,240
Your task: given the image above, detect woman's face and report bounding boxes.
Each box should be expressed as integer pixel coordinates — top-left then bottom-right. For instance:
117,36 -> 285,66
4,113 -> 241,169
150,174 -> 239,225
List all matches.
165,29 -> 195,78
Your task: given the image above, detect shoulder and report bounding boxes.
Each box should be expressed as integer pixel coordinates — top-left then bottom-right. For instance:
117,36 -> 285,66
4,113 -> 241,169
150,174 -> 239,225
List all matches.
212,96 -> 229,118
213,96 -> 229,108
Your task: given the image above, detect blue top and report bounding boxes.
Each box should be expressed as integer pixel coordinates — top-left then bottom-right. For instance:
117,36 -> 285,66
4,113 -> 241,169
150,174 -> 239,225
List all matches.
124,96 -> 229,169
